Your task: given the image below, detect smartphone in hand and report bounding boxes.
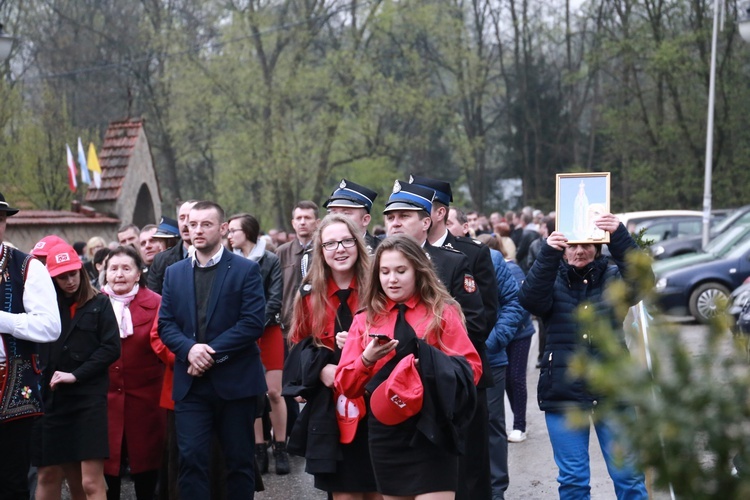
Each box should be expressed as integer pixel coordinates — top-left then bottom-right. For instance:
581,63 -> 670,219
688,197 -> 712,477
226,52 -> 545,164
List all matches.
368,333 -> 391,344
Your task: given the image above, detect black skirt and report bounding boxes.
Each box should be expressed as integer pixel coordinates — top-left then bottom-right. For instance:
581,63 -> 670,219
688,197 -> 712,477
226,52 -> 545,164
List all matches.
32,392 -> 109,466
368,413 -> 458,496
314,416 -> 378,493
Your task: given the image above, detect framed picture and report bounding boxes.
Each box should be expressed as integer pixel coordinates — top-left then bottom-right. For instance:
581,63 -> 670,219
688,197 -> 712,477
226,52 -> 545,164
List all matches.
556,172 -> 611,244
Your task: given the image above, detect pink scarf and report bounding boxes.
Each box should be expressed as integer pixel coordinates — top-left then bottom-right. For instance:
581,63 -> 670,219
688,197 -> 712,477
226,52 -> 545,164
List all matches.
103,284 -> 139,338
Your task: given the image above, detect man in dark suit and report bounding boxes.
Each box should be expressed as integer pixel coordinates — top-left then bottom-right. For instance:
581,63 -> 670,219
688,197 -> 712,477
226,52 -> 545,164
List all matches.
158,201 -> 267,500
148,200 -> 197,294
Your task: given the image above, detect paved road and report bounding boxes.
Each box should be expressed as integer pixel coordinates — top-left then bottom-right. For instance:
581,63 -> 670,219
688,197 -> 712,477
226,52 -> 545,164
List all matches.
87,317 -> 710,499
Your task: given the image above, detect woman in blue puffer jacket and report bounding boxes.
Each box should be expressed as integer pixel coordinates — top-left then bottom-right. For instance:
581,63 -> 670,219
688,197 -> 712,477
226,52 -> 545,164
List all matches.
518,213 -> 651,500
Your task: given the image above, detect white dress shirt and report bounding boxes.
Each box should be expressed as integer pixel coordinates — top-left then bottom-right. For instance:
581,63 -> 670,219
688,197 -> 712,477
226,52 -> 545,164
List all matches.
191,245 -> 224,269
0,250 -> 62,362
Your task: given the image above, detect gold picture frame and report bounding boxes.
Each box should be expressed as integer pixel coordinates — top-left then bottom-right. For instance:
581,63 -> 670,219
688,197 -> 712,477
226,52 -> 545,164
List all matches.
555,172 -> 611,244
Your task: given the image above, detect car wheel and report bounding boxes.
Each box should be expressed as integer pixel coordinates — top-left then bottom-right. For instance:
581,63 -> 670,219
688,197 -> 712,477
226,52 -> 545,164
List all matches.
689,282 -> 730,324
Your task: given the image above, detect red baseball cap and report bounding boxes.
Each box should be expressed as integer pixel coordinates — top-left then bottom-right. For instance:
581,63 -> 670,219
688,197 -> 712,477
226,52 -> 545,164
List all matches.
45,243 -> 82,278
335,393 -> 366,444
371,353 -> 423,426
31,235 -> 66,258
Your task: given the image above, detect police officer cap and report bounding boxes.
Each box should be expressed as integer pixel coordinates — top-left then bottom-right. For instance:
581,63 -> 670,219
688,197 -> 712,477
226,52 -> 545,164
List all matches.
153,216 -> 180,238
383,180 -> 435,214
0,192 -> 19,216
408,175 -> 453,206
324,179 -> 378,214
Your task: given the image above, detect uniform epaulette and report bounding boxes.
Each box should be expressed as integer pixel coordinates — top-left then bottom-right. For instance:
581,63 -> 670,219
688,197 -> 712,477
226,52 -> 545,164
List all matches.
439,245 -> 462,254
456,235 -> 483,246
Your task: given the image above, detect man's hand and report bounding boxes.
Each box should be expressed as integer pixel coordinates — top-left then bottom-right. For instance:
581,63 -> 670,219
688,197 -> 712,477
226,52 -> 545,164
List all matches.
49,371 -> 76,389
187,343 -> 216,376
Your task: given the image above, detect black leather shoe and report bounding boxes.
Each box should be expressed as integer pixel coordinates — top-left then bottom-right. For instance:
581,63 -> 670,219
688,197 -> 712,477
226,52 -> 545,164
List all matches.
255,443 -> 269,474
273,441 -> 290,475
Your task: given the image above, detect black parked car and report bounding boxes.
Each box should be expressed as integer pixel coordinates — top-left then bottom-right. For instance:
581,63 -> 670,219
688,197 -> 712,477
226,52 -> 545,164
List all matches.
651,205 -> 750,260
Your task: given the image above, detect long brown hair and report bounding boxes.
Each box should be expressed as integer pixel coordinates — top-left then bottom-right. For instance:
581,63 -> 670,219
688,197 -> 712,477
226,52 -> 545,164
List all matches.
289,214 -> 370,346
362,235 -> 462,346
54,268 -> 98,307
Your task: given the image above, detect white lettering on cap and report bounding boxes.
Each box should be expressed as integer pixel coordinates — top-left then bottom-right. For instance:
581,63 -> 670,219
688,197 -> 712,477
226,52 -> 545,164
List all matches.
55,253 -> 71,263
390,394 -> 406,408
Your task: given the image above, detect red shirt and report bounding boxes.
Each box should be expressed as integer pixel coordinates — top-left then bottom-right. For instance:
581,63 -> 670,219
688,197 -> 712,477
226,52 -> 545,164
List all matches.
334,294 -> 482,399
290,276 -> 360,349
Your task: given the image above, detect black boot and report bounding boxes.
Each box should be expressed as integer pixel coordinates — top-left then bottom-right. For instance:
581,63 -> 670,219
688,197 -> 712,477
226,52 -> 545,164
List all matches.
255,443 -> 269,474
273,441 -> 290,475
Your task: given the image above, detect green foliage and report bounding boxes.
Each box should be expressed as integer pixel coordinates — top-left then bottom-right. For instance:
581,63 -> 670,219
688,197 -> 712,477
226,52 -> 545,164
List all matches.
569,251 -> 750,498
7,0 -> 750,223
0,84 -> 93,210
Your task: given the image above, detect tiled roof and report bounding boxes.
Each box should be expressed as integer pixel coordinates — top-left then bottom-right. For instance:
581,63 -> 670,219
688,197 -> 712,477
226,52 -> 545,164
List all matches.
7,210 -> 120,226
84,118 -> 144,202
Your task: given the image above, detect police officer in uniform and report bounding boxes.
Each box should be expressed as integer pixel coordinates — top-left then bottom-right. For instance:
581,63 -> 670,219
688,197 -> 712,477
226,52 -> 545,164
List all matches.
323,179 -> 380,254
409,175 -> 499,499
382,180 -> 486,360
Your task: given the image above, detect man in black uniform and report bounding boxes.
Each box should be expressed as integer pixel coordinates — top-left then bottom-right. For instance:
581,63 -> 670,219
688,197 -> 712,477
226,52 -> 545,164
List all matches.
409,175 -> 498,500
148,200 -> 198,294
323,178 -> 380,254
383,180 -> 486,363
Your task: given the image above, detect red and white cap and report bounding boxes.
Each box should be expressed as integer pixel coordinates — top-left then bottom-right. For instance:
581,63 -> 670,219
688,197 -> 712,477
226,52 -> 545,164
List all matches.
370,353 -> 423,426
335,393 -> 366,444
31,235 -> 66,258
45,243 -> 82,278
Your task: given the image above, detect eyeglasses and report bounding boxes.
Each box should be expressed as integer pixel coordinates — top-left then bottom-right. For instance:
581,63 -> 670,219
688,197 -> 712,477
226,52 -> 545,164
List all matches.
321,238 -> 357,252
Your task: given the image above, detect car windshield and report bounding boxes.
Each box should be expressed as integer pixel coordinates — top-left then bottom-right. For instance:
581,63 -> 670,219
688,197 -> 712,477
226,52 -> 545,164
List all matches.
705,225 -> 750,256
724,235 -> 750,260
710,207 -> 750,235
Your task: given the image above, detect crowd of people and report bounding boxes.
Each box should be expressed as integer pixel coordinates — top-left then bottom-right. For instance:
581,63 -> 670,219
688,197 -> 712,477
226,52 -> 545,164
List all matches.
0,177 -> 653,500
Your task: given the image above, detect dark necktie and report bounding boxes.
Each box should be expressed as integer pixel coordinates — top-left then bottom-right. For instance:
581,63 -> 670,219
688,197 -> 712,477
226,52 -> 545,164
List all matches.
394,303 -> 413,343
334,288 -> 353,333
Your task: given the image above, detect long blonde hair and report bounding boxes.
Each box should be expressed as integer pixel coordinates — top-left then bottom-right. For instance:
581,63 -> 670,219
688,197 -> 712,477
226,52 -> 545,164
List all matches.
363,235 -> 462,346
289,214 -> 370,346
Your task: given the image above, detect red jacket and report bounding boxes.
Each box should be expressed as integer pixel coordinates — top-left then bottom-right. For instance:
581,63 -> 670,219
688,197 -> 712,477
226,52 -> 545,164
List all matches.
335,295 -> 482,399
105,287 -> 166,476
150,315 -> 174,411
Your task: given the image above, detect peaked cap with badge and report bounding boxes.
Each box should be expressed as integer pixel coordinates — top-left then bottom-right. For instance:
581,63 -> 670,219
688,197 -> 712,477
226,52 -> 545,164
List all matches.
383,180 -> 435,214
153,216 -> 180,239
324,179 -> 378,214
409,175 -> 453,206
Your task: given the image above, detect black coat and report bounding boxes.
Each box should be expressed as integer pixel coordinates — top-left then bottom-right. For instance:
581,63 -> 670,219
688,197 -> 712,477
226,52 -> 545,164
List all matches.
413,339 -> 477,456
424,242 -> 490,387
518,224 -> 650,411
282,337 -> 340,474
364,231 -> 380,255
256,250 -> 283,326
515,229 -> 540,273
40,293 -> 120,397
147,243 -> 186,295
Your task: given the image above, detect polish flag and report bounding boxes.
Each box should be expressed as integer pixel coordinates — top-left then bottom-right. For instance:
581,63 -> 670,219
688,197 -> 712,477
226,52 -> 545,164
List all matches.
66,144 -> 77,192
